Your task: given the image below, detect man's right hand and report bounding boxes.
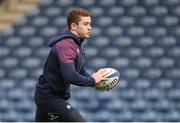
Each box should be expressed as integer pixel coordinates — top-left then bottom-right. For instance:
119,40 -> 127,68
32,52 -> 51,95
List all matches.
91,68 -> 109,84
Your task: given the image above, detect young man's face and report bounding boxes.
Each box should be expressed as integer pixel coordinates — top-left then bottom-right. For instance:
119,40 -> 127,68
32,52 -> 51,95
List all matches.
73,16 -> 92,39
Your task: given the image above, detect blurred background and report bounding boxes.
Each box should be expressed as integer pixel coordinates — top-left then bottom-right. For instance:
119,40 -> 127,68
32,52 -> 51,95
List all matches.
0,0 -> 180,122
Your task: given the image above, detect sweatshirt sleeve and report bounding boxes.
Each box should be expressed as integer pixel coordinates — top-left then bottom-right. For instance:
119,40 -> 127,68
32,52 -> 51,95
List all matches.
55,39 -> 95,87
80,66 -> 92,77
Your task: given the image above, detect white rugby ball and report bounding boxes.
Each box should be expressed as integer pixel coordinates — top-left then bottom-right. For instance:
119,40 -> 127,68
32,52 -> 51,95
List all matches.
95,68 -> 120,91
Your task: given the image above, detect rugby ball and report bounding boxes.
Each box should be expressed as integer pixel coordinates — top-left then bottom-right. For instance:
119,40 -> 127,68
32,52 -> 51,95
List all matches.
95,68 -> 120,91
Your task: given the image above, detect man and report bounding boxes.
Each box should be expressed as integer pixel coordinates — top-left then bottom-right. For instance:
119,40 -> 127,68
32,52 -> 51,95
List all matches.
34,8 -> 108,122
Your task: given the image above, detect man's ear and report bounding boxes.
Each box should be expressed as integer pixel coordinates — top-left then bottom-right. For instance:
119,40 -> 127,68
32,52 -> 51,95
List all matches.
71,22 -> 77,31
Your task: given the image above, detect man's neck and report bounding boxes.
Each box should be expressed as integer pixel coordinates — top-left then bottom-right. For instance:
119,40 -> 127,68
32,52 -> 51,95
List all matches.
68,29 -> 79,38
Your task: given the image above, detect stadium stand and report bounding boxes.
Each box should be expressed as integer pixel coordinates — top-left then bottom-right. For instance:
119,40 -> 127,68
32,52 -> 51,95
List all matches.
0,0 -> 180,121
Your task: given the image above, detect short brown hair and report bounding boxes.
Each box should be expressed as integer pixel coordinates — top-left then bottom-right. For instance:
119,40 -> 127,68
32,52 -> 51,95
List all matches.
67,8 -> 91,29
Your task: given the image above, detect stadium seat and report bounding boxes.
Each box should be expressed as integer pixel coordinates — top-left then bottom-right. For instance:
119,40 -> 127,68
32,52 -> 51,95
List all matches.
134,79 -> 151,89
117,16 -> 135,27
110,57 -> 129,69
167,89 -> 180,102
1,110 -> 20,122
118,0 -> 137,6
57,0 -> 74,7
14,47 -> 32,58
157,79 -> 173,90
164,111 -> 180,122
89,7 -> 104,17
15,100 -> 34,113
128,6 -> 146,16
106,99 -> 124,112
117,110 -> 134,122
139,16 -> 157,26
0,47 -> 10,59
112,36 -> 132,48
130,99 -> 147,113
0,99 -> 9,113
139,110 -> 159,122
7,88 -> 26,102
28,36 -> 45,48
0,79 -> 15,90
144,88 -> 161,102
108,6 -> 124,17
31,16 -> 49,27
8,68 -> 28,80
5,36 -> 22,47
100,47 -> 120,58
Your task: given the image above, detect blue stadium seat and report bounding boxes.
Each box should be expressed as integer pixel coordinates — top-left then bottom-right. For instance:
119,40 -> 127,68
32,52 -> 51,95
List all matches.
15,100 -> 34,113
145,47 -> 164,58
53,16 -> 66,27
110,57 -> 129,69
89,7 -> 104,17
173,6 -> 180,16
8,68 -> 27,80
0,99 -> 9,113
117,16 -> 135,27
0,79 -> 15,90
94,110 -> 113,122
22,57 -> 41,69
5,36 -> 22,47
133,57 -> 152,69
119,89 -> 137,102
0,47 -> 10,59
117,110 -> 134,121
28,36 -> 45,48
143,0 -> 159,6
139,16 -> 157,26
106,26 -> 123,37
164,111 -> 180,122
35,47 -> 49,59
77,0 -> 95,7
57,0 -> 74,7
21,78 -> 36,91
168,47 -> 180,58
153,99 -> 171,112
1,110 -> 20,122
112,36 -> 132,48
0,69 -> 5,79
108,6 -> 124,17
142,68 -> 162,80
31,16 -> 49,27
118,0 -> 137,6
87,57 -> 107,69
7,88 -> 26,102
44,7 -> 62,18
151,6 -> 168,16
106,99 -> 124,112
134,79 -> 151,89
100,47 -> 120,58
139,110 -> 159,121
96,16 -> 113,27
167,89 -> 180,102
128,6 -> 146,16
13,16 -> 28,27
144,88 -> 161,102
122,68 -> 140,80
157,79 -> 173,90
18,26 -> 36,37
84,46 -> 98,59
14,47 -> 32,58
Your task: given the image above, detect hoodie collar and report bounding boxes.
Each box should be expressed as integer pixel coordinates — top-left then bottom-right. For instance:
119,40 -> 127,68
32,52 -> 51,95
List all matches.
48,31 -> 84,47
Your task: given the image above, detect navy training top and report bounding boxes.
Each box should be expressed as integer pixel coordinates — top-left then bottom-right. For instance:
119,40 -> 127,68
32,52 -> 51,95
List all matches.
34,31 -> 95,104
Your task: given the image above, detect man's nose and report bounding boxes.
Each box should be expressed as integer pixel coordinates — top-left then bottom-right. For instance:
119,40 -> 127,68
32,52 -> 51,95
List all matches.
88,25 -> 92,30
